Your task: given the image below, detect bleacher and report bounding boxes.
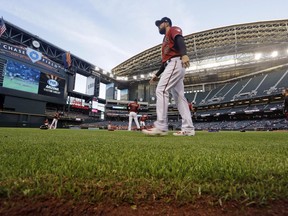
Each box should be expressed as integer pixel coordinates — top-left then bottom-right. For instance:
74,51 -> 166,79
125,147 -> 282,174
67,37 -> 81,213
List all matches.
189,68 -> 288,107
76,67 -> 288,131
257,71 -> 282,96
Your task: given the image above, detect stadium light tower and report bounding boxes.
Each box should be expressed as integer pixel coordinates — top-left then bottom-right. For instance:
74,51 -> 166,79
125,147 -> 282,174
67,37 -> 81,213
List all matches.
271,51 -> 278,58
255,53 -> 262,60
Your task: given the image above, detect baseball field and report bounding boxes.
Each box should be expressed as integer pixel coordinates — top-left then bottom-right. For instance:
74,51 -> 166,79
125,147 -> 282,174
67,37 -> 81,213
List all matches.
0,128 -> 287,215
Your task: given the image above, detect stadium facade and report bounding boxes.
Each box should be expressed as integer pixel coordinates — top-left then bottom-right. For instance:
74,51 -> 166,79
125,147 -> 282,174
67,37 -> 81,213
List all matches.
113,19 -> 288,102
0,18 -> 287,129
111,19 -> 288,129
0,19 -> 115,127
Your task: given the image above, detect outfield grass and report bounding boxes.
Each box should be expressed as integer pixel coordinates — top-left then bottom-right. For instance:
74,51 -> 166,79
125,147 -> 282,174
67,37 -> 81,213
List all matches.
0,128 -> 287,205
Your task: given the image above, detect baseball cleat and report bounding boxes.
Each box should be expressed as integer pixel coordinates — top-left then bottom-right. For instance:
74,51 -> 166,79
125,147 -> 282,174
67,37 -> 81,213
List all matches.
173,130 -> 195,136
142,127 -> 168,136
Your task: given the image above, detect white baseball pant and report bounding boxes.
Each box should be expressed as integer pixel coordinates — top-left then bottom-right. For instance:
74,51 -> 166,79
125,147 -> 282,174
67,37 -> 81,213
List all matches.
128,111 -> 140,131
154,57 -> 194,132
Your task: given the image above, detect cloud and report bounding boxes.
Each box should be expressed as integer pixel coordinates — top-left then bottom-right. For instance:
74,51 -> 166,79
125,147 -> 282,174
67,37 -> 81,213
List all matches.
3,0 -> 288,71
2,0 -> 136,69
1,0 -> 199,70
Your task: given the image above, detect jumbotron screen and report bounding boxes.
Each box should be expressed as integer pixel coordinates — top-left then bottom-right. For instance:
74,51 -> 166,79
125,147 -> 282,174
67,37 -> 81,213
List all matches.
3,59 -> 65,98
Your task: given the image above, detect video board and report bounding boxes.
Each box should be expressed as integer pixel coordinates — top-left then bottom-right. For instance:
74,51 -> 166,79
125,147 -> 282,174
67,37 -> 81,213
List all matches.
3,59 -> 65,98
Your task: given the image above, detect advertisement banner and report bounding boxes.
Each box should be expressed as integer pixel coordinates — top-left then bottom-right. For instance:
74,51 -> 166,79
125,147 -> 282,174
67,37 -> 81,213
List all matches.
38,73 -> 65,98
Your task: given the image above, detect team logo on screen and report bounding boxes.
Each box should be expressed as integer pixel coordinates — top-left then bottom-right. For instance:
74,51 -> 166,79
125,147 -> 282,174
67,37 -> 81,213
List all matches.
45,74 -> 60,91
47,79 -> 59,87
38,73 -> 64,98
26,48 -> 42,63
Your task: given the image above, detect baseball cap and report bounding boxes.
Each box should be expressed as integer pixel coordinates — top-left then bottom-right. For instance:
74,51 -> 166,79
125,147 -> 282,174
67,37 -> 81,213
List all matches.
155,17 -> 172,27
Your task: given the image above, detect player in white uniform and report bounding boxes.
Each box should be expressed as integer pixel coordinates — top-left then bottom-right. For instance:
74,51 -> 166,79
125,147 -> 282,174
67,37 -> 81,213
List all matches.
142,17 -> 195,136
127,99 -> 141,131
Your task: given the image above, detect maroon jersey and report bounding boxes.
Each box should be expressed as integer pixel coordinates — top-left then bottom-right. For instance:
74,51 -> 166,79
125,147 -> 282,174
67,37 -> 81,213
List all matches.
128,102 -> 140,113
53,112 -> 60,119
161,26 -> 182,63
140,115 -> 148,121
188,102 -> 193,111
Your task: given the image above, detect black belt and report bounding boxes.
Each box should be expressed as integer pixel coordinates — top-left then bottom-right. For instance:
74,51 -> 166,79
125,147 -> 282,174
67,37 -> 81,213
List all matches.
164,56 -> 181,67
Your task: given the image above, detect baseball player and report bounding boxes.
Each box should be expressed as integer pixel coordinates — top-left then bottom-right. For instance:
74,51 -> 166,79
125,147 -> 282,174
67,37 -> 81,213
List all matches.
187,99 -> 196,114
50,111 -> 60,129
139,114 -> 148,129
143,17 -> 195,136
127,99 -> 141,131
40,118 -> 49,130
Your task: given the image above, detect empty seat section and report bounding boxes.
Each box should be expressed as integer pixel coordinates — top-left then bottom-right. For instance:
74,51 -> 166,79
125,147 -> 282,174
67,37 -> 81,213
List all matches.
204,85 -> 225,104
257,69 -> 286,96
275,70 -> 288,90
222,80 -> 249,102
240,75 -> 265,94
194,91 -> 210,105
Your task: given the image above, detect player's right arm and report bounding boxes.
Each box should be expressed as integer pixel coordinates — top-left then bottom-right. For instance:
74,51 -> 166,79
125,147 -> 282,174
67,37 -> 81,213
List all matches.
149,63 -> 165,84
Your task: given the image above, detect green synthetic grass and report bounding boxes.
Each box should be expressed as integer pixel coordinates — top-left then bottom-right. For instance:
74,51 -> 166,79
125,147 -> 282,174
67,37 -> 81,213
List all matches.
3,76 -> 39,94
0,128 -> 287,205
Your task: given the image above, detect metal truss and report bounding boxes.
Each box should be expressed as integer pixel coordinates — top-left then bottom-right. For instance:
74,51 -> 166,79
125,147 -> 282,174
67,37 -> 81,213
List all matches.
0,20 -> 115,83
112,19 -> 288,86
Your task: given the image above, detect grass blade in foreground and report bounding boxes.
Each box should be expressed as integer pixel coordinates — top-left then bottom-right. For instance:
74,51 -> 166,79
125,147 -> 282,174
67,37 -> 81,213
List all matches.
0,128 -> 287,205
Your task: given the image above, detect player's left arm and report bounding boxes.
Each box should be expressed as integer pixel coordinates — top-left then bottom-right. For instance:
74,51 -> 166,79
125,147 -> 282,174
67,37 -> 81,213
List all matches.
175,35 -> 190,68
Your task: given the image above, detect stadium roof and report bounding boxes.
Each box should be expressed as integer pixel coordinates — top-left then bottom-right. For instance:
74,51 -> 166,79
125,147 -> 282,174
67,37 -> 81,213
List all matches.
112,19 -> 288,86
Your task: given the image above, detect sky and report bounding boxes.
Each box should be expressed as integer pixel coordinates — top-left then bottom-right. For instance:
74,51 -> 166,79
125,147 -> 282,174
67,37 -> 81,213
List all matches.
1,0 -> 288,97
